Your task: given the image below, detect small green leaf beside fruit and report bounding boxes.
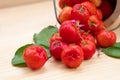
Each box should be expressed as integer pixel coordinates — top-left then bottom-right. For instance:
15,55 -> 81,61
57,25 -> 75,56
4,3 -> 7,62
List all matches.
33,25 -> 58,47
11,25 -> 58,67
12,44 -> 33,66
102,42 -> 120,58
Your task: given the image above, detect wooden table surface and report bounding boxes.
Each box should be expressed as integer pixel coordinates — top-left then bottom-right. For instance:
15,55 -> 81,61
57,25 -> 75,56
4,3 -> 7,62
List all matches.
0,0 -> 120,80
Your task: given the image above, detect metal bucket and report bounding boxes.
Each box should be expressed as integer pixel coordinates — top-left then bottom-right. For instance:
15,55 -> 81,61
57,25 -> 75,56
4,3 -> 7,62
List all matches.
53,0 -> 120,31
104,0 -> 120,31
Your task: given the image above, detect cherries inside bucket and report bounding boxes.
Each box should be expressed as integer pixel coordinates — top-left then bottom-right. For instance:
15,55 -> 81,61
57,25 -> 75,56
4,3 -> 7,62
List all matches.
49,0 -> 117,68
53,0 -> 119,31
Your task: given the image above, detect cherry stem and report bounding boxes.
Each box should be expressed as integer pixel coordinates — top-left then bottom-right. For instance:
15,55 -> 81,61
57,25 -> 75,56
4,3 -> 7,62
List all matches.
97,47 -> 102,57
82,40 -> 88,46
79,6 -> 84,13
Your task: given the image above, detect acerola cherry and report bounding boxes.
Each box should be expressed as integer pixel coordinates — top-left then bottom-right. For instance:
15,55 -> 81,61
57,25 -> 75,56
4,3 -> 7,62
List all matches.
81,1 -> 97,15
79,40 -> 96,60
81,32 -> 95,43
58,0 -> 74,9
72,0 -> 89,5
99,0 -> 113,20
96,30 -> 116,47
71,4 -> 90,24
59,20 -> 81,44
50,40 -> 68,61
90,0 -> 102,7
87,15 -> 104,35
23,45 -> 48,70
61,45 -> 84,68
96,9 -> 103,20
50,33 -> 62,43
59,6 -> 73,23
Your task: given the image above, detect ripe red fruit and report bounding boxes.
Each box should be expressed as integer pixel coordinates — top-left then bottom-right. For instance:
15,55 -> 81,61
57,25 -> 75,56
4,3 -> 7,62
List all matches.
99,0 -> 113,19
72,0 -> 89,4
79,40 -> 96,60
71,4 -> 90,24
59,0 -> 65,9
59,20 -> 81,44
59,0 -> 73,9
50,33 -> 62,43
96,9 -> 103,20
61,45 -> 84,68
87,15 -> 104,35
50,40 -> 68,60
59,0 -> 64,9
23,45 -> 48,70
59,6 -> 72,23
81,32 -> 95,43
59,0 -> 89,9
90,0 -> 102,7
96,30 -> 116,47
81,1 -> 97,15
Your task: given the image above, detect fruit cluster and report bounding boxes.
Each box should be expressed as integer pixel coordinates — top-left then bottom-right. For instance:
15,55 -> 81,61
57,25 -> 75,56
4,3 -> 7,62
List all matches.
50,20 -> 116,68
59,0 -> 114,23
49,0 -> 116,68
22,0 -> 116,70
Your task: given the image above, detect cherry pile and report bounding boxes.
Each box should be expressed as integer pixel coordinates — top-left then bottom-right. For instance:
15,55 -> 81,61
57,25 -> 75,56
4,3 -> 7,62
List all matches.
49,0 -> 116,68
22,0 -> 117,70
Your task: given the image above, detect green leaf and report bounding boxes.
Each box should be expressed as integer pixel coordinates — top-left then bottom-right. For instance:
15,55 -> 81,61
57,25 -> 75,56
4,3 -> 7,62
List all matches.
33,25 -> 58,58
102,42 -> 120,58
113,42 -> 120,48
12,25 -> 58,67
12,44 -> 33,66
33,25 -> 58,47
41,45 -> 51,58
